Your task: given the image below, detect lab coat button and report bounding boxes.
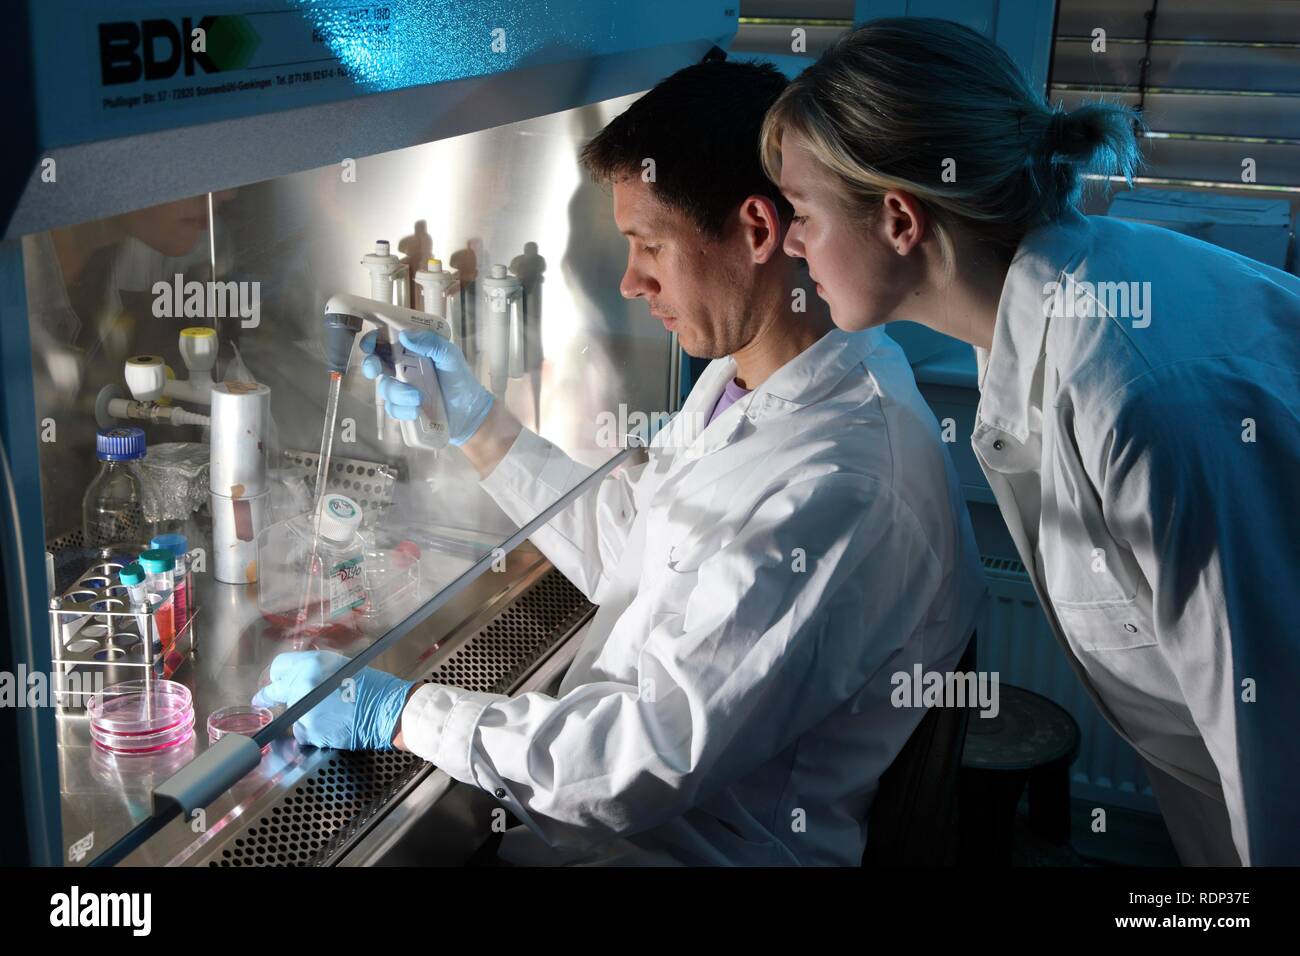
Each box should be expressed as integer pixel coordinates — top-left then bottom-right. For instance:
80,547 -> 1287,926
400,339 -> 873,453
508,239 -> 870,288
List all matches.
494,788 -> 506,799
993,439 -> 1005,451
1123,623 -> 1137,633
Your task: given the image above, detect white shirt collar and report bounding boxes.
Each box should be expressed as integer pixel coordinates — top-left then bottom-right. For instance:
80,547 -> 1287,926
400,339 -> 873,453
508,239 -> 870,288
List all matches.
754,326 -> 883,414
654,327 -> 883,454
976,209 -> 1091,442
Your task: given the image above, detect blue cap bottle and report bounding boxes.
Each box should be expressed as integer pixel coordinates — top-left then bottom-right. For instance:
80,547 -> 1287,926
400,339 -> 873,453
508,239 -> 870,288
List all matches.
95,427 -> 147,461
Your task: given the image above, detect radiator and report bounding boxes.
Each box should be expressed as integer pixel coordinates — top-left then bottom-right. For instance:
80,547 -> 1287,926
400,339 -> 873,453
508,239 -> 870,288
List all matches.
976,556 -> 1159,814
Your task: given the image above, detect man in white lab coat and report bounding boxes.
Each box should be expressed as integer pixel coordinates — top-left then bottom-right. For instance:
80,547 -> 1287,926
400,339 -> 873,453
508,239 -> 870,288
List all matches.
261,60 -> 986,865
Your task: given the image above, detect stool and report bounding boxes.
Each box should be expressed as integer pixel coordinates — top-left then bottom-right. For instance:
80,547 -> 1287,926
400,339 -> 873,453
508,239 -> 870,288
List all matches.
959,684 -> 1080,865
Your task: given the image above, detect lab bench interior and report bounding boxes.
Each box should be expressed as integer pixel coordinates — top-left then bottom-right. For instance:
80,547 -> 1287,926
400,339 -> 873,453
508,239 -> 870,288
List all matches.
6,0 -> 1297,869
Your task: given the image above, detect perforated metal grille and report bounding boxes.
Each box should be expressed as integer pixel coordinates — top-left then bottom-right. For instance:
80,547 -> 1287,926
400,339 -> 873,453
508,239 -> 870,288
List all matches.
426,570 -> 595,692
207,567 -> 592,866
212,751 -> 417,866
283,449 -> 399,517
47,525 -> 147,553
48,528 -> 88,551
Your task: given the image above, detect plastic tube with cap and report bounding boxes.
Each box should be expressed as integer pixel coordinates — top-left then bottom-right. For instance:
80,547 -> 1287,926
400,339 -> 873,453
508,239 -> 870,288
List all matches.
138,549 -> 176,646
361,240 -> 409,307
150,533 -> 190,633
119,563 -> 147,607
413,257 -> 460,322
481,264 -> 522,395
119,563 -> 151,648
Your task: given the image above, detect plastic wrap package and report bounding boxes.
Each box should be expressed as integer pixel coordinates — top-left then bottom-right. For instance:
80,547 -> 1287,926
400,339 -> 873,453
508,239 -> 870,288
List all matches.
139,442 -> 209,525
267,463 -> 314,527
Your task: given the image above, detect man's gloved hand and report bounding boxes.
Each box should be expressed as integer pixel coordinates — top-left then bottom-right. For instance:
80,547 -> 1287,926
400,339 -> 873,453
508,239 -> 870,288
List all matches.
251,650 -> 415,750
359,328 -> 494,446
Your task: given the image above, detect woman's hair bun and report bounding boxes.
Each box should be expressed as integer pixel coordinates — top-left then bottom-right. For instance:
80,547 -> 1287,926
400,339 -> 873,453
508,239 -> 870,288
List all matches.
1048,105 -> 1139,164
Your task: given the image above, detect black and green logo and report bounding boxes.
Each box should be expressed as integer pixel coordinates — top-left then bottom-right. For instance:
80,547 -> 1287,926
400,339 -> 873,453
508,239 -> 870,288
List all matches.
99,15 -> 260,85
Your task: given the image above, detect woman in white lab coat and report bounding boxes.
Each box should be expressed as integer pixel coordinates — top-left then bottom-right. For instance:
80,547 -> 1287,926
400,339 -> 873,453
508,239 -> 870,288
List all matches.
759,17 -> 1300,866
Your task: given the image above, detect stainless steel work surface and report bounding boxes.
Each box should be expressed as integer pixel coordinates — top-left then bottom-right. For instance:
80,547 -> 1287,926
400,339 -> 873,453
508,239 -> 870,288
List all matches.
54,541 -> 592,866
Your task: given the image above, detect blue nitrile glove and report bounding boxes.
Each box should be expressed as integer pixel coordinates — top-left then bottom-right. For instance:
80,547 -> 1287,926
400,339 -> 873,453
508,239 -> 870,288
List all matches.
359,328 -> 493,445
251,650 -> 415,750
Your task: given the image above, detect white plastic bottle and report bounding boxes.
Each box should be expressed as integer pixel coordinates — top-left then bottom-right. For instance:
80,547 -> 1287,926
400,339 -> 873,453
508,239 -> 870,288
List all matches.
258,494 -> 367,638
312,494 -> 367,621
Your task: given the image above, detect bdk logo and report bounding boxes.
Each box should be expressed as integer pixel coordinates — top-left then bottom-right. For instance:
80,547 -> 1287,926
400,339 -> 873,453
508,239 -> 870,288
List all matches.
99,16 -> 259,85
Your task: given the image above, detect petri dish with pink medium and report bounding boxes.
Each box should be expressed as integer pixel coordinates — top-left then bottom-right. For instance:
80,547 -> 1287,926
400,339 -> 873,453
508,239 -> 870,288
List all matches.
207,705 -> 273,746
86,679 -> 195,755
91,709 -> 196,755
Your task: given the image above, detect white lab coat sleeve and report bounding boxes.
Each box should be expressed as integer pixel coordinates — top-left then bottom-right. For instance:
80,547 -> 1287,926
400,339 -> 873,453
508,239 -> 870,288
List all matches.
401,473 -> 942,850
478,426 -> 647,604
1097,364 -> 1300,865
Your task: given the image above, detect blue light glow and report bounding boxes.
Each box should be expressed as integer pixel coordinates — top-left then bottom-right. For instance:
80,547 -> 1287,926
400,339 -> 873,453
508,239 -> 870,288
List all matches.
292,0 -> 602,92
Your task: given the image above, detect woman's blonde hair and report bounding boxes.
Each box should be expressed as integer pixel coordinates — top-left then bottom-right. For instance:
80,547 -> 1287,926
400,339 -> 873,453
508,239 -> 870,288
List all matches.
760,17 -> 1145,264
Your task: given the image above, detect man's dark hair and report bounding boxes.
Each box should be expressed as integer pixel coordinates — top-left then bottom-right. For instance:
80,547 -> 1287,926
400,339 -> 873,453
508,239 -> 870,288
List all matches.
580,59 -> 794,238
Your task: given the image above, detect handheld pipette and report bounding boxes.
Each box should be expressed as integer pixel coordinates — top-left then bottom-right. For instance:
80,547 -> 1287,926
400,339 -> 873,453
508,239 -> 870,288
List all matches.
323,292 -> 455,451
